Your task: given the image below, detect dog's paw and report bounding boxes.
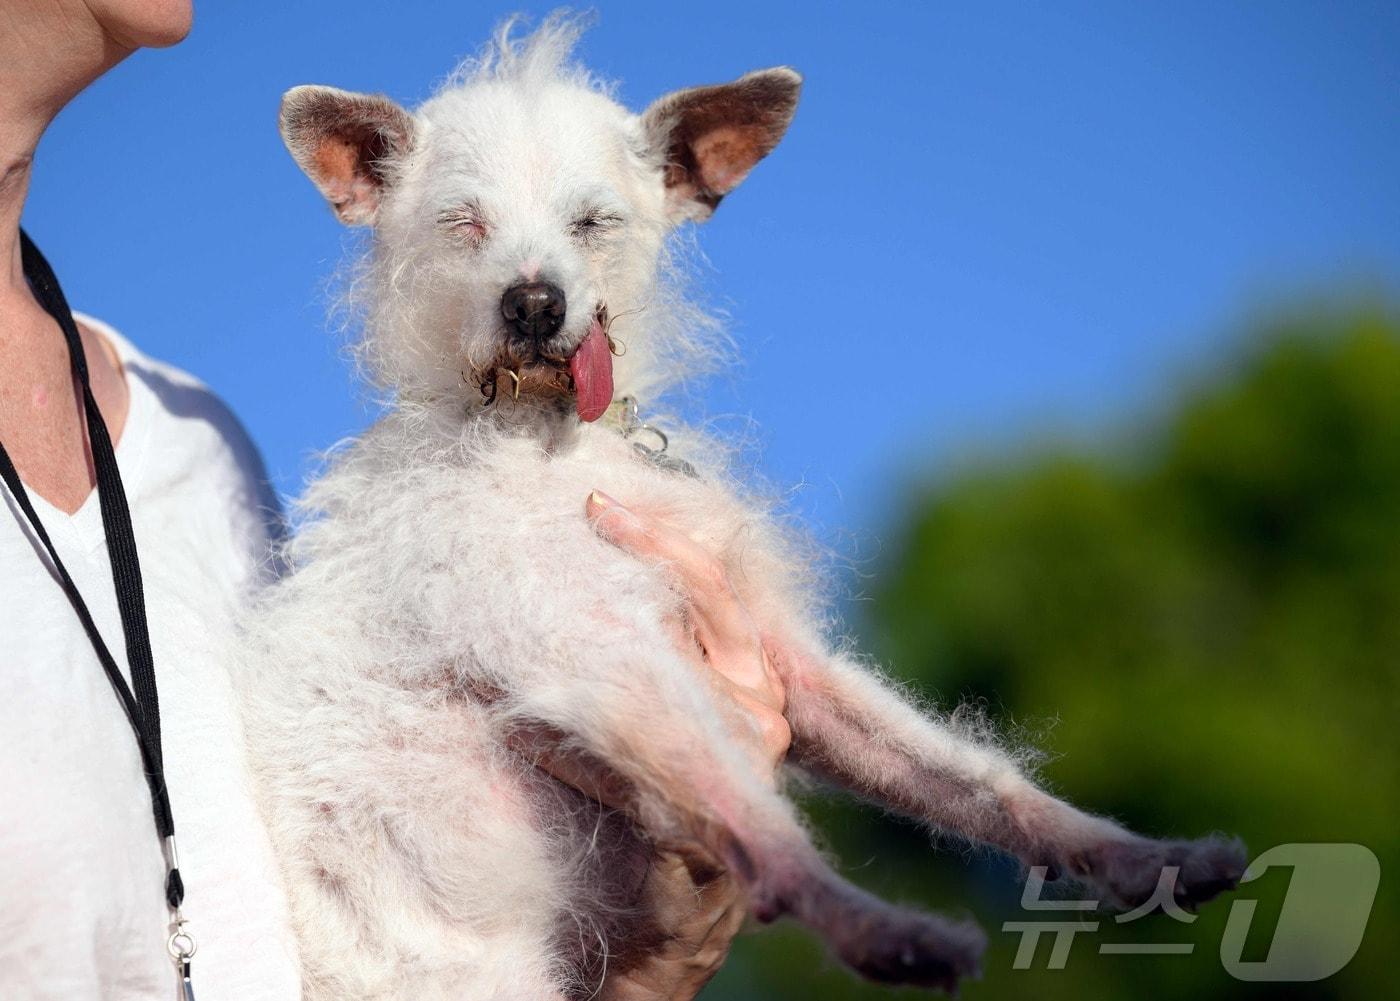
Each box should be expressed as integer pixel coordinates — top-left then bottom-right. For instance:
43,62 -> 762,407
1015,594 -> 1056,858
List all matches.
835,904 -> 986,993
748,862 -> 985,994
1076,834 -> 1247,912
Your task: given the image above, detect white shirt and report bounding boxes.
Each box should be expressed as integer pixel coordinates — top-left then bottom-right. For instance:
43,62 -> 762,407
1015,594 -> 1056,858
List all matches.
0,317 -> 301,999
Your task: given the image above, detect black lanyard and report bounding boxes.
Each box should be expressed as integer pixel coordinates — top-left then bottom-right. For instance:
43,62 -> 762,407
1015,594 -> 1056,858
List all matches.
0,231 -> 197,997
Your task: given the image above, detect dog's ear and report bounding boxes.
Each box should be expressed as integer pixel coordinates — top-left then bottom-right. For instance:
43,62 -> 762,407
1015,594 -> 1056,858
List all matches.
279,85 -> 415,226
642,67 -> 801,224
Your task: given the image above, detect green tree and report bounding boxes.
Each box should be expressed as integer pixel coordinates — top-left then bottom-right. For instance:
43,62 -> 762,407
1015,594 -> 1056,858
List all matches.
708,309 -> 1398,1001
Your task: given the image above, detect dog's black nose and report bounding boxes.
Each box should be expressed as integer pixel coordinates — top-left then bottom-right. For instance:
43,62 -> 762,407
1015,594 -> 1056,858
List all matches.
501,281 -> 566,341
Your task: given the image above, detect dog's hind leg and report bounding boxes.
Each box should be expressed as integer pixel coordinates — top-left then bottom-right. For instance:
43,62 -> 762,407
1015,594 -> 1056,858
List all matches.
771,636 -> 1246,912
495,631 -> 985,993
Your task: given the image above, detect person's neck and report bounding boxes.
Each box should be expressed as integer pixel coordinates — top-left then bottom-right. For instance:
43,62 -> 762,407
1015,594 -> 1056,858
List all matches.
0,1 -> 132,301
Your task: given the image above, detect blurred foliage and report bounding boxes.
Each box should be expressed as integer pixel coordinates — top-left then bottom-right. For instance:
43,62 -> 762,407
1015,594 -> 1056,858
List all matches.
706,309 -> 1399,1001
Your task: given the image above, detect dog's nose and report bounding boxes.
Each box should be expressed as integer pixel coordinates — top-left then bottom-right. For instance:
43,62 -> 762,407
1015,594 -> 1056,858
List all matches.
501,281 -> 566,340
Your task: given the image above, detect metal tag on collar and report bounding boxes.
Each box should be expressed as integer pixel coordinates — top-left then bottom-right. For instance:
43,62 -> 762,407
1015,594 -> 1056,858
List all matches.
615,396 -> 697,478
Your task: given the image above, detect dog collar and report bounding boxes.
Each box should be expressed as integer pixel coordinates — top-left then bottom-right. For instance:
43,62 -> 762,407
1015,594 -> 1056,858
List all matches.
604,396 -> 697,477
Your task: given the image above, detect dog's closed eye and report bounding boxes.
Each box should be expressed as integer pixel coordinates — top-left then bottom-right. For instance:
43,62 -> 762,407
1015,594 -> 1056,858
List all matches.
569,210 -> 624,244
439,205 -> 488,247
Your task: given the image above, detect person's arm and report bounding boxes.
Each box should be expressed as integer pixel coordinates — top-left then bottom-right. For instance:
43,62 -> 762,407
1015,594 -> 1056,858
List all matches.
582,490 -> 790,1001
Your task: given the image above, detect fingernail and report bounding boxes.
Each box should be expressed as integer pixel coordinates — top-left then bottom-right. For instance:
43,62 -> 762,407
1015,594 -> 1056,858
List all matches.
588,490 -> 638,530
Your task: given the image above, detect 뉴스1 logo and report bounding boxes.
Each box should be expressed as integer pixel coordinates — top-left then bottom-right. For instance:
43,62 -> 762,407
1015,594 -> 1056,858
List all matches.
1003,843 -> 1380,982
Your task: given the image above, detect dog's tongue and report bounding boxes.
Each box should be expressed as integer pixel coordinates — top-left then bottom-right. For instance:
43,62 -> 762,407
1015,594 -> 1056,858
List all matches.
570,319 -> 614,423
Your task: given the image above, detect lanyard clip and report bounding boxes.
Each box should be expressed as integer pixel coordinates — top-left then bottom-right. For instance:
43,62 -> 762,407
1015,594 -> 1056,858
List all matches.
167,910 -> 198,1000
164,839 -> 197,999
167,915 -> 197,963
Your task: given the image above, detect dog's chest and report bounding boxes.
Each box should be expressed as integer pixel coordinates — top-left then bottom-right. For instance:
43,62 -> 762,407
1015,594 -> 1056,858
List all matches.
437,430 -> 714,556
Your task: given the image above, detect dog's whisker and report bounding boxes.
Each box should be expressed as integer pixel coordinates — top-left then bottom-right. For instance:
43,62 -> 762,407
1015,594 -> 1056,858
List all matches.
603,303 -> 646,333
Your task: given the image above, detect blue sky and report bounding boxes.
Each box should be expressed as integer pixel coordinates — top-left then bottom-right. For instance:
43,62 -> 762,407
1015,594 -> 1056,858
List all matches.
25,1 -> 1400,552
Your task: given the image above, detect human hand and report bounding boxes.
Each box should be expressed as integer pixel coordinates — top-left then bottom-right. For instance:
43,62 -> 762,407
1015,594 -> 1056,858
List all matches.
586,490 -> 790,770
584,489 -> 791,1000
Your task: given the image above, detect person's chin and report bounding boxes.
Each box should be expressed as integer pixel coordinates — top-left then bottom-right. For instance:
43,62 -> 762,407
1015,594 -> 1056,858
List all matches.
91,0 -> 193,49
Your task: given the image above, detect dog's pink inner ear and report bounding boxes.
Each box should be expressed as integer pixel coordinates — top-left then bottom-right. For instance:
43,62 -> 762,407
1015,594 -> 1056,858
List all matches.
645,67 -> 801,222
280,86 -> 415,226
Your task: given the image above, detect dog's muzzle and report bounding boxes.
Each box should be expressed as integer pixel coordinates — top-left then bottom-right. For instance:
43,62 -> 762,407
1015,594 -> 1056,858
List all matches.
476,300 -> 616,424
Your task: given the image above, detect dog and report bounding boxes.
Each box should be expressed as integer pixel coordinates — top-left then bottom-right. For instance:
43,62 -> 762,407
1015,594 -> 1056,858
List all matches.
239,17 -> 1246,1000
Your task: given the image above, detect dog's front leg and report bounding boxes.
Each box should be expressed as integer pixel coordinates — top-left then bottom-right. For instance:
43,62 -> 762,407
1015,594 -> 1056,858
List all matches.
496,630 -> 986,992
772,636 -> 1246,911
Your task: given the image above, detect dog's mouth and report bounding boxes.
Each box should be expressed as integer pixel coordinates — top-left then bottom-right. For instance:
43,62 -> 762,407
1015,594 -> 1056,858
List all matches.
476,305 -> 616,423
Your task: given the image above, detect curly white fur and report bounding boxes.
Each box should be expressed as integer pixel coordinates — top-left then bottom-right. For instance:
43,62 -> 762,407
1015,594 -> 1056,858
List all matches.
239,15 -> 1246,1001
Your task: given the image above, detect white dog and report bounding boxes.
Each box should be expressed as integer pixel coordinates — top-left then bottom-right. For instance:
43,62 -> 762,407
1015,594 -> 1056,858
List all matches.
239,17 -> 1245,1000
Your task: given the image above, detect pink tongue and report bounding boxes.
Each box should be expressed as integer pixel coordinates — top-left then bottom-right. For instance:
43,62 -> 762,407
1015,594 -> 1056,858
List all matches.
569,320 -> 614,423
